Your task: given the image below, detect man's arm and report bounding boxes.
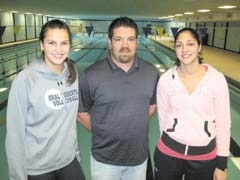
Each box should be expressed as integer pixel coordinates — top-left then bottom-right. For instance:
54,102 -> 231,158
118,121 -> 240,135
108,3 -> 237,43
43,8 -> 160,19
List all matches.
149,104 -> 157,119
77,112 -> 91,131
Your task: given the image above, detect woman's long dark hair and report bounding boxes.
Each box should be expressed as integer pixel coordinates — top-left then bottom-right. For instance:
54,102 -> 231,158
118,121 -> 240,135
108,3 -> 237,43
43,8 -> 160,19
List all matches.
39,19 -> 76,85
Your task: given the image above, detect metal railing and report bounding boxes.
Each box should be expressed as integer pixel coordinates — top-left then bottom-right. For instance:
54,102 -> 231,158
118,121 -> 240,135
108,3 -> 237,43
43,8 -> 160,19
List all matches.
0,48 -> 41,82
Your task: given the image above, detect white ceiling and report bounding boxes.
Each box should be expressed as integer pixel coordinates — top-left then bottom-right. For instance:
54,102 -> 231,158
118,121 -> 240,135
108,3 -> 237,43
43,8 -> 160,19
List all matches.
1,0 -> 240,20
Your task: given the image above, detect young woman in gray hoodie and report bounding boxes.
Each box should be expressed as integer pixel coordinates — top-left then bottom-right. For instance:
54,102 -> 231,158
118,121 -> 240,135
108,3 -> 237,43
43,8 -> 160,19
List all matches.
6,19 -> 85,180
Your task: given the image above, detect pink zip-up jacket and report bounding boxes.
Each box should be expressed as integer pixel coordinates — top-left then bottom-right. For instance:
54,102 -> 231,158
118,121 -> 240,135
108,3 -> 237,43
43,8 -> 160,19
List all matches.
156,64 -> 231,159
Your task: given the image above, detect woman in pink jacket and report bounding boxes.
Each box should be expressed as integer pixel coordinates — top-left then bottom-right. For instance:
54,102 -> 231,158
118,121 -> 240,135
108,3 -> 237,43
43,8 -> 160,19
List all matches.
154,27 -> 231,180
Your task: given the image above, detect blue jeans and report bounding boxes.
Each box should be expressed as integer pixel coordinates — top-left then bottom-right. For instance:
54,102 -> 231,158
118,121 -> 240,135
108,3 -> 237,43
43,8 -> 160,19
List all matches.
91,155 -> 147,180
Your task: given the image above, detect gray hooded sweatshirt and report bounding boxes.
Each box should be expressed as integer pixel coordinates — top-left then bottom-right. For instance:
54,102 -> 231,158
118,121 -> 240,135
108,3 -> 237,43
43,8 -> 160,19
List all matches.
6,57 -> 79,180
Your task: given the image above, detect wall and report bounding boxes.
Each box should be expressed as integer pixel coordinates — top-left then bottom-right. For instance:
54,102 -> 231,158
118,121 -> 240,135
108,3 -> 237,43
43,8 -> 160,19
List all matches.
0,11 -> 240,54
183,21 -> 240,53
173,11 -> 240,53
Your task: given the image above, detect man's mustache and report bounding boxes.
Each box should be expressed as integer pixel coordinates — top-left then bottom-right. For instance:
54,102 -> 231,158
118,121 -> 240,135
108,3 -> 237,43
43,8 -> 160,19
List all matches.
120,47 -> 130,52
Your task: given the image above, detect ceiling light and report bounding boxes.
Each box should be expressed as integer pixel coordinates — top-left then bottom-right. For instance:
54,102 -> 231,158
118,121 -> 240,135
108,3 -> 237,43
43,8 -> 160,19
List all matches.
197,9 -> 211,12
218,5 -> 237,9
184,12 -> 194,15
175,14 -> 183,16
158,16 -> 168,19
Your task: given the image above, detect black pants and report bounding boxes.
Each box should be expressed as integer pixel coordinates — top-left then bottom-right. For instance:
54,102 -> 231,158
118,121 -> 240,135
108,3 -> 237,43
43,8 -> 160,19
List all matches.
154,147 -> 216,180
28,157 -> 86,180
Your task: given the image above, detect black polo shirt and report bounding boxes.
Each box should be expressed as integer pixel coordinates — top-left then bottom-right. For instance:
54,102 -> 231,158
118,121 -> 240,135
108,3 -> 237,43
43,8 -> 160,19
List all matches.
78,56 -> 159,166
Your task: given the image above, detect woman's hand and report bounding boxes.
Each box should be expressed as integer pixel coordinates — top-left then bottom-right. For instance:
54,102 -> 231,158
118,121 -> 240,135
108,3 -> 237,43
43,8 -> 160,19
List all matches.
213,168 -> 227,180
